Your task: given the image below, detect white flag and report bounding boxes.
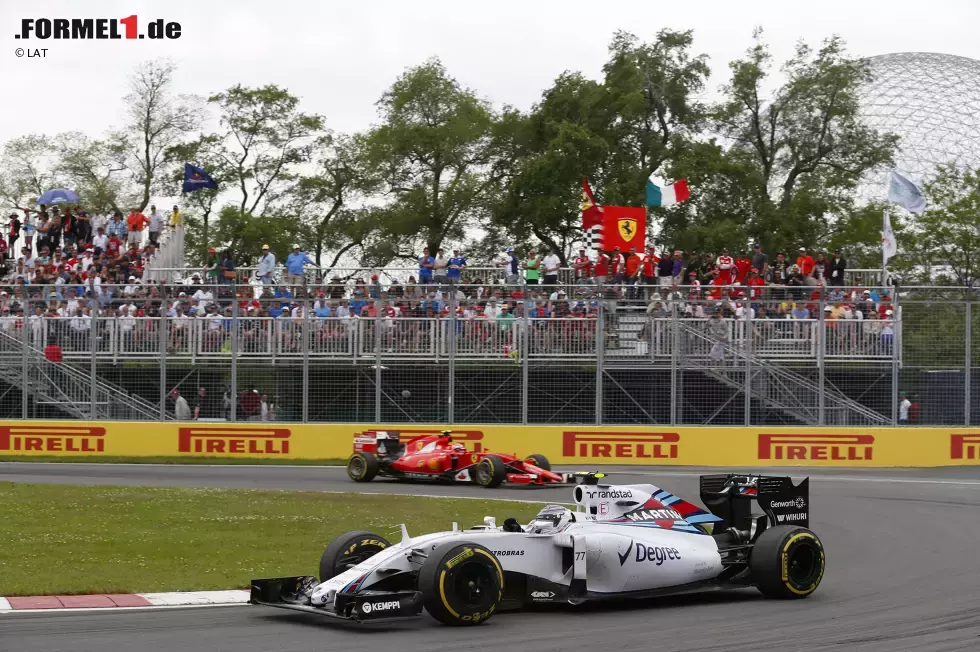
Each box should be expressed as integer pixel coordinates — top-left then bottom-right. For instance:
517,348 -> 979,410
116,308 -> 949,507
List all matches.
881,210 -> 897,266
887,170 -> 926,215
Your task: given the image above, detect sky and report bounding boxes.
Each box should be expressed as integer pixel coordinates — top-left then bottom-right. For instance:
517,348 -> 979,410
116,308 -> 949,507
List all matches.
1,0 -> 979,147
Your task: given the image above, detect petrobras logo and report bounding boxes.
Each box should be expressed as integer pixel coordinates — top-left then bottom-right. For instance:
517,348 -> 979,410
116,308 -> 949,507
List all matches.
177,427 -> 290,455
0,425 -> 106,453
758,433 -> 874,461
360,600 -> 399,614
490,550 -> 525,557
625,508 -> 683,522
395,428 -> 485,452
950,434 -> 980,461
562,431 -> 679,460
769,497 -> 807,509
585,489 -> 633,499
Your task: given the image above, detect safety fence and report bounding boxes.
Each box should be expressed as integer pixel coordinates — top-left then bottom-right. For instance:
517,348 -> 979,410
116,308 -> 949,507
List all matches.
0,282 -> 976,427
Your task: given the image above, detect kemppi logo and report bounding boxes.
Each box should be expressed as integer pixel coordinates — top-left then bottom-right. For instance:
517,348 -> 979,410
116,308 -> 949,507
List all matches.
177,427 -> 290,455
397,429 -> 485,452
950,434 -> 980,461
758,434 -> 874,461
0,425 -> 106,453
562,432 -> 679,459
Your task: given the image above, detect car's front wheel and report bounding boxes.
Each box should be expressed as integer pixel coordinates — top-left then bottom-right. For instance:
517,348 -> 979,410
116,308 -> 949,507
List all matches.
418,541 -> 503,625
319,531 -> 391,582
750,525 -> 825,599
473,455 -> 506,488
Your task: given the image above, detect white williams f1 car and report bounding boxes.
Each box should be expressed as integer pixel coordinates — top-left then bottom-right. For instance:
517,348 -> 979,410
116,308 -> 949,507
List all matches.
250,473 -> 825,626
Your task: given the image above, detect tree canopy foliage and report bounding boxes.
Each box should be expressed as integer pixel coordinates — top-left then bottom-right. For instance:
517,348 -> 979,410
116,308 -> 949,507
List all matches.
0,29 -> 927,275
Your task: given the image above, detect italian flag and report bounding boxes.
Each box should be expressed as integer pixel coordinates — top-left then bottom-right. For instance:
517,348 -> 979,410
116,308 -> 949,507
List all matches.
646,174 -> 690,207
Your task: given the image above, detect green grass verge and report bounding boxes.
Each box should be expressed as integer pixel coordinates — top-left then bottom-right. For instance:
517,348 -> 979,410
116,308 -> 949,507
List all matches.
0,482 -> 546,596
0,456 -> 348,466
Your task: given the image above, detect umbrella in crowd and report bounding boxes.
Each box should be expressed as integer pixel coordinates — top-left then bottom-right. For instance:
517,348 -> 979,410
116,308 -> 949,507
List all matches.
36,188 -> 80,205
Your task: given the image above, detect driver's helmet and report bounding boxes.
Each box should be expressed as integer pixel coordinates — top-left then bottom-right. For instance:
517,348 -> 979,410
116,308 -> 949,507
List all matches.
531,505 -> 573,533
451,442 -> 467,453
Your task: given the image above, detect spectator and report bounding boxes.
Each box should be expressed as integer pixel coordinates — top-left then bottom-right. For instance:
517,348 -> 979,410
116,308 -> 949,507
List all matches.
126,208 -> 148,248
8,213 -> 21,253
791,303 -> 810,320
594,250 -> 610,286
608,247 -> 625,283
147,205 -> 163,245
433,248 -> 448,285
640,244 -> 657,299
715,248 -> 734,285
171,387 -> 191,420
542,248 -> 561,287
898,393 -> 911,425
418,247 -> 434,285
43,334 -> 62,362
240,389 -> 261,420
219,250 -> 236,284
706,311 -> 728,364
524,248 -> 540,285
830,249 -> 846,287
285,244 -> 312,289
92,227 -> 108,253
261,394 -> 273,421
625,246 -> 642,299
448,248 -> 467,285
170,205 -> 182,229
23,209 -> 35,252
108,212 -> 127,241
814,251 -> 830,285
573,248 -> 593,283
796,247 -> 815,280
256,244 -> 276,285
746,267 -> 766,300
751,243 -> 769,278
734,250 -> 752,284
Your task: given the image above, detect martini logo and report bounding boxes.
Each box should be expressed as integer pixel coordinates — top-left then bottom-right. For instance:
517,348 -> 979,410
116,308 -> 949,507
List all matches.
950,434 -> 980,461
617,218 -> 638,243
563,431 -> 679,459
625,508 -> 683,522
758,433 -> 874,461
177,427 -> 290,455
0,425 -> 106,453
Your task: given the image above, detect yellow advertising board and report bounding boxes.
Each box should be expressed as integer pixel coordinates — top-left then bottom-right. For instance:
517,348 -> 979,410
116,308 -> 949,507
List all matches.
0,421 -> 978,467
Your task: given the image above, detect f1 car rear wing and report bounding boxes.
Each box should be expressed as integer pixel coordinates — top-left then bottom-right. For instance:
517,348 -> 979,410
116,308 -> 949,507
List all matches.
699,474 -> 810,536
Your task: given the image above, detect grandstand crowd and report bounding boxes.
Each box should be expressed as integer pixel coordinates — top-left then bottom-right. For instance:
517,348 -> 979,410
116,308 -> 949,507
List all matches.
0,205 -> 896,361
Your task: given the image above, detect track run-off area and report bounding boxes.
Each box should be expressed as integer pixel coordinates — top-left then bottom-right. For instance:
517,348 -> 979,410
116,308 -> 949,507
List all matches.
2,462 -> 979,652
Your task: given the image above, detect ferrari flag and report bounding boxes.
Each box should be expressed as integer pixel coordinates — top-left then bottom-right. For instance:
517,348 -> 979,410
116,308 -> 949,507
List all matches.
581,177 -> 603,229
600,206 -> 646,251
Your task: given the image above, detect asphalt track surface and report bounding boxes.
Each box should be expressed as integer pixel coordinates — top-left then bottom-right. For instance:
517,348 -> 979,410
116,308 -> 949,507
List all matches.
3,462 -> 980,652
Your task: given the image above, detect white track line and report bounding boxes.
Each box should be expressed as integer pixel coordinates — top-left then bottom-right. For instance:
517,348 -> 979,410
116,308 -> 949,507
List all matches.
0,598 -> 10,611
140,590 -> 249,606
0,603 -> 246,615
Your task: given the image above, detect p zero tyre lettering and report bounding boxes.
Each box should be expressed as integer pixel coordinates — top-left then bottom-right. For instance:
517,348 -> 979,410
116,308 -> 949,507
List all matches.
750,525 -> 825,600
438,569 -> 461,619
419,542 -> 503,626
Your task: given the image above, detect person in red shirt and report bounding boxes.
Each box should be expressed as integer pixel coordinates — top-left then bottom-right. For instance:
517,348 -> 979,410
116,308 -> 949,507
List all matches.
640,244 -> 658,300
608,247 -> 625,283
625,247 -> 642,299
796,247 -> 816,278
715,249 -> 734,285
745,267 -> 766,300
594,251 -> 610,286
734,250 -> 752,284
44,335 -> 62,362
573,248 -> 593,282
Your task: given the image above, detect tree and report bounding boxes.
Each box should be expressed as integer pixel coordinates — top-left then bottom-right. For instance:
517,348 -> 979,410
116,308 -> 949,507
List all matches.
119,60 -> 201,212
207,84 -> 324,219
0,135 -> 59,210
711,31 -> 898,254
365,58 -> 502,257
899,164 -> 980,287
54,132 -> 131,215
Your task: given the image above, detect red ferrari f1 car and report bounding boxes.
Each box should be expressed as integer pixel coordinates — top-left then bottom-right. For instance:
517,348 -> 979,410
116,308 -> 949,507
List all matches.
346,430 -> 572,487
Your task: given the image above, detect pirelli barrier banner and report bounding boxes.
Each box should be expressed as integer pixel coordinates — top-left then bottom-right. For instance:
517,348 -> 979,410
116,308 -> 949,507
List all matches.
1,422 -> 979,467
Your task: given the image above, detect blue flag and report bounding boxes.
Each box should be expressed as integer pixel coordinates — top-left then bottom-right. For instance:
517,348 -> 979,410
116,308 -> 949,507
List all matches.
182,163 -> 218,193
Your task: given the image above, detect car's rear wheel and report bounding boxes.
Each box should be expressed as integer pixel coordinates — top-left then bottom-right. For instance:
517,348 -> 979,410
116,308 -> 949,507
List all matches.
524,453 -> 551,471
347,452 -> 379,482
750,525 -> 825,599
473,455 -> 507,488
319,531 -> 391,582
418,541 -> 503,626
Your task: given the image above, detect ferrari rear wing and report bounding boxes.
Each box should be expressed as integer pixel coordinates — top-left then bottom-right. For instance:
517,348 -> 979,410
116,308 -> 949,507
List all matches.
699,474 -> 809,535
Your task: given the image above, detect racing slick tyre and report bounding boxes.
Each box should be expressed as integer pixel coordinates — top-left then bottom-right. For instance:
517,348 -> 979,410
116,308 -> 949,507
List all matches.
750,525 -> 825,599
418,541 -> 504,626
524,453 -> 551,471
319,531 -> 391,582
473,455 -> 507,488
347,452 -> 380,482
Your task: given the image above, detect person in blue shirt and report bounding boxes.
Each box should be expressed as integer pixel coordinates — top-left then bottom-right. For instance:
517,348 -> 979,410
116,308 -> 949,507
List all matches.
274,286 -> 293,300
448,249 -> 466,283
285,244 -> 313,291
418,247 -> 434,285
268,302 -> 284,318
314,302 -> 332,318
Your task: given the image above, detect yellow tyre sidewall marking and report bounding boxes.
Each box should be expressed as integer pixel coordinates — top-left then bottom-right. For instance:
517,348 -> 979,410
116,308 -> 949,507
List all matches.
781,532 -> 825,596
438,547 -> 505,622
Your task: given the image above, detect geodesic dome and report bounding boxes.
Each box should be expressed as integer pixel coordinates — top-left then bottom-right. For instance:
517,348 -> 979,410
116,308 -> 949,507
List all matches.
858,52 -> 980,194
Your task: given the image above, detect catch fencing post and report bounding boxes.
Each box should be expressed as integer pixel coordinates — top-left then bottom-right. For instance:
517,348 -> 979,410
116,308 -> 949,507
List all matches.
595,303 -> 604,425
521,297 -> 529,425
159,285 -> 168,419
302,290 -> 310,424
818,292 -> 826,425
670,303 -> 678,426
230,282 -> 238,422
374,298 -> 381,424
90,302 -> 98,419
448,289 -> 456,425
966,300 -> 972,426
21,297 -> 29,419
743,304 -> 752,426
